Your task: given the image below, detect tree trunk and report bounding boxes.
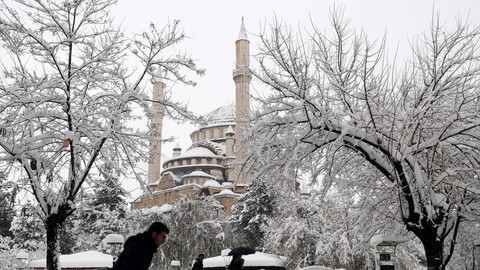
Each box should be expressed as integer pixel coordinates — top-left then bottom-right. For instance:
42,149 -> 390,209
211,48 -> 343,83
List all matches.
412,226 -> 444,270
45,213 -> 62,270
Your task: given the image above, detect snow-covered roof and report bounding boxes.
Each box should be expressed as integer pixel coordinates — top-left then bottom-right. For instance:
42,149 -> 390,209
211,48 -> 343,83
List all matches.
200,105 -> 235,128
203,252 -> 286,268
182,171 -> 215,179
221,182 -> 234,187
217,189 -> 235,195
103,233 -> 124,244
28,251 -> 113,268
158,203 -> 173,213
203,179 -> 221,187
214,190 -> 241,199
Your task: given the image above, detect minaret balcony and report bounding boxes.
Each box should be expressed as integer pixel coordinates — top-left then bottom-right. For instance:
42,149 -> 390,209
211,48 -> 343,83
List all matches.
233,68 -> 252,80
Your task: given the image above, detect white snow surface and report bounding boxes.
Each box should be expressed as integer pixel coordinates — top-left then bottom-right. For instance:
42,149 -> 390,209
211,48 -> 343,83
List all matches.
28,250 -> 113,268
201,105 -> 235,128
369,234 -> 406,247
103,233 -> 124,244
203,179 -> 221,187
217,189 -> 235,195
299,266 -> 333,270
203,252 -> 286,268
182,171 -> 215,179
176,147 -> 219,158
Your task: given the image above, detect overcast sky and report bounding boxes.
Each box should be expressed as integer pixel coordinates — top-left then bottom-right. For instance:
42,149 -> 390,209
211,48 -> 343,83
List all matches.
111,0 -> 480,198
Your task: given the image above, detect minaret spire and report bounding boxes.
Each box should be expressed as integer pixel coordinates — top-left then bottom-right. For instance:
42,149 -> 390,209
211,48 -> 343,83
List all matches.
238,16 -> 248,40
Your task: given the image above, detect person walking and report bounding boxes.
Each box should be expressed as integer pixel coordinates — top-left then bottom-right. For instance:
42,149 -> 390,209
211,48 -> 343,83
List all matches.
192,253 -> 205,270
227,254 -> 244,270
113,221 -> 170,270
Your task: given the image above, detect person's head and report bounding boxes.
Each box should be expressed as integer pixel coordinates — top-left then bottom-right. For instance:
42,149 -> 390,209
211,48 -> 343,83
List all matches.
232,254 -> 242,262
148,222 -> 170,247
197,254 -> 205,261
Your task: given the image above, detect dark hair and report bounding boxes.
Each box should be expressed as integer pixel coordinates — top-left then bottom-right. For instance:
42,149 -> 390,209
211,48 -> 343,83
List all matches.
198,254 -> 205,258
148,222 -> 170,234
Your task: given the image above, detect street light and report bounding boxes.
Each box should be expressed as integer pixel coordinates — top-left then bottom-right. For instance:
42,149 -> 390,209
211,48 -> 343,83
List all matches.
221,248 -> 232,269
15,251 -> 29,269
103,233 -> 124,264
171,260 -> 180,270
370,234 -> 406,270
473,239 -> 480,270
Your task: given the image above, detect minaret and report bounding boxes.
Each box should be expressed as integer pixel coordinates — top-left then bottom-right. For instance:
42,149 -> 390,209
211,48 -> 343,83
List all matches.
232,18 -> 252,184
147,78 -> 165,184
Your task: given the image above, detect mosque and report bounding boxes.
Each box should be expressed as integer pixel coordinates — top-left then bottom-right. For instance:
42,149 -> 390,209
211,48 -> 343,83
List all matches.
132,20 -> 252,214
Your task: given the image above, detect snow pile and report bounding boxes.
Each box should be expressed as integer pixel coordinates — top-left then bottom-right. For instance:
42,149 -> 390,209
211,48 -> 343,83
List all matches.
28,250 -> 113,268
203,252 -> 286,268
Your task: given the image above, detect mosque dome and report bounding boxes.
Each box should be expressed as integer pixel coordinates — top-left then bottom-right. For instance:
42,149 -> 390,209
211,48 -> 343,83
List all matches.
182,171 -> 215,179
202,105 -> 235,128
203,179 -> 221,188
176,147 -> 219,159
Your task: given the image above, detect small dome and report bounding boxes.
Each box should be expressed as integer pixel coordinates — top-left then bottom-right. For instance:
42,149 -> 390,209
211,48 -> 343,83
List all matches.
182,171 -> 215,179
177,147 -> 218,159
202,105 -> 235,128
173,142 -> 181,151
218,189 -> 235,195
203,179 -> 221,187
225,125 -> 235,137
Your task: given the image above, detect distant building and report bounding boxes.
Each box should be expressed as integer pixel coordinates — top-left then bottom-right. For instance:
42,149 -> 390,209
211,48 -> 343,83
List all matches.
132,19 -> 252,214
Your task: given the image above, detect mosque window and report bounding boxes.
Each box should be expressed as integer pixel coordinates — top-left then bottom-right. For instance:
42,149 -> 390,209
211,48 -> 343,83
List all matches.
186,159 -> 191,165
206,157 -> 212,164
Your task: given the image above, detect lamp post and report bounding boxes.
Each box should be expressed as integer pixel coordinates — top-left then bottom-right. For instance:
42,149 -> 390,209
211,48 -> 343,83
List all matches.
473,239 -> 480,270
370,235 -> 406,270
221,248 -> 232,269
171,260 -> 180,270
15,251 -> 29,269
104,233 -> 124,265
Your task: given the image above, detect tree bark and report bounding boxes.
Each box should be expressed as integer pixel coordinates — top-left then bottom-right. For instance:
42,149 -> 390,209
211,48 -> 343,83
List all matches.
46,214 -> 61,270
411,225 -> 444,270
45,205 -> 70,270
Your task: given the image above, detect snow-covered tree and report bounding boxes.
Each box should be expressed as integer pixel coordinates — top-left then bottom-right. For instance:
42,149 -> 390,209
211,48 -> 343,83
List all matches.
72,163 -> 128,250
156,197 -> 227,270
10,203 -> 46,252
90,162 -> 127,213
73,190 -> 127,251
0,0 -> 204,268
247,10 -> 480,270
262,190 -> 369,269
231,178 -> 278,249
0,171 -> 15,237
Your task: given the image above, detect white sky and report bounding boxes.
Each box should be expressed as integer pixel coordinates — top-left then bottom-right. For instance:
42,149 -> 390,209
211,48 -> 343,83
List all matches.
111,0 -> 480,199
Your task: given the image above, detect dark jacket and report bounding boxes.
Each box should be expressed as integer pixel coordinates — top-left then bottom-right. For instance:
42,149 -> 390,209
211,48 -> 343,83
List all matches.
192,258 -> 203,270
113,232 -> 158,270
227,259 -> 243,270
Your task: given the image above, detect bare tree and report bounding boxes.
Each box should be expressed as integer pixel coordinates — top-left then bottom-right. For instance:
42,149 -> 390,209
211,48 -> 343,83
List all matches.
0,0 -> 204,269
248,10 -> 480,270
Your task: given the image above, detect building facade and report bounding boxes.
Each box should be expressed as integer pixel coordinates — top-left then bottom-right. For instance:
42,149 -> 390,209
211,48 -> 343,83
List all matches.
132,20 -> 252,214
